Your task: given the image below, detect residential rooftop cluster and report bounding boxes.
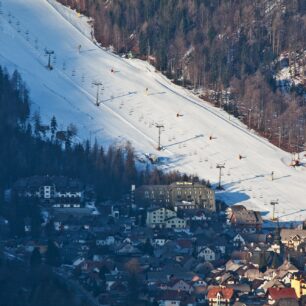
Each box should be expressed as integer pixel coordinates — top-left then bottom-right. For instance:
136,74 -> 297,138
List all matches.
1,175 -> 306,306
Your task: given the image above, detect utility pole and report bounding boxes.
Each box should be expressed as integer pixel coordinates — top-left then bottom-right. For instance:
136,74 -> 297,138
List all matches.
156,124 -> 164,151
270,200 -> 279,221
216,163 -> 225,190
92,81 -> 103,106
45,49 -> 54,70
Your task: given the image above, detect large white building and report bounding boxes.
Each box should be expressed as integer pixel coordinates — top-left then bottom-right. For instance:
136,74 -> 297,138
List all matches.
13,175 -> 88,208
136,181 -> 216,212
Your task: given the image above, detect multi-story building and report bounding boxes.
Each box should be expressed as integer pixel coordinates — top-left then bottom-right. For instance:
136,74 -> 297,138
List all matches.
13,175 -> 89,208
135,181 -> 215,212
164,216 -> 187,229
146,207 -> 177,228
146,207 -> 187,229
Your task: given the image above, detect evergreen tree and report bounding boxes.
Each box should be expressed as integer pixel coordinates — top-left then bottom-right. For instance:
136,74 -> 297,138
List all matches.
33,111 -> 42,138
50,115 -> 57,140
45,240 -> 61,267
142,238 -> 154,256
30,247 -> 42,268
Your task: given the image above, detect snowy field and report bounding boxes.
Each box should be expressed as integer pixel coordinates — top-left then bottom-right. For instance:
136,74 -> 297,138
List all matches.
0,0 -> 306,222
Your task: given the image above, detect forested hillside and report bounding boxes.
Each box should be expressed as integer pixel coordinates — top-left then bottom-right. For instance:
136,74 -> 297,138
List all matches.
0,67 -> 201,236
58,0 -> 306,152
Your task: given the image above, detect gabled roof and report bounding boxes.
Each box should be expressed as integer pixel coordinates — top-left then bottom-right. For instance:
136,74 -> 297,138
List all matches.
277,260 -> 298,272
167,278 -> 190,288
280,229 -> 306,241
267,288 -> 297,301
207,287 -> 234,300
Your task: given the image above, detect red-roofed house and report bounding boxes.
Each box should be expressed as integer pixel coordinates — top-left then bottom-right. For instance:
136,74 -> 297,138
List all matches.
267,287 -> 297,305
207,287 -> 234,305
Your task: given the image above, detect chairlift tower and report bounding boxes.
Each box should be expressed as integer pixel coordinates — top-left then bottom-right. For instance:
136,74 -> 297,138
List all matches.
270,200 -> 279,221
216,163 -> 225,190
92,81 -> 103,106
156,124 -> 164,151
45,49 -> 54,70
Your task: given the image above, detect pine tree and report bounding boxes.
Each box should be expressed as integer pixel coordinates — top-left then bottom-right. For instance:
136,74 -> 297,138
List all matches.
142,238 -> 154,255
50,116 -> 57,140
46,240 -> 61,267
30,247 -> 42,267
33,111 -> 42,137
123,143 -> 137,189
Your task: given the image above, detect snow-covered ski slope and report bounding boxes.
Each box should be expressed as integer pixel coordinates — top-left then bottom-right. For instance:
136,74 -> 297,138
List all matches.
0,0 -> 306,222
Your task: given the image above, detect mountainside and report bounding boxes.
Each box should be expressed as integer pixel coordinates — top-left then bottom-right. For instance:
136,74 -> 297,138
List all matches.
0,0 -> 306,222
58,0 -> 306,152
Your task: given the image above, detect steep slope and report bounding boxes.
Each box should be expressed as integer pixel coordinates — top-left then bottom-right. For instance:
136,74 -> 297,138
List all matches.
0,0 -> 305,221
57,0 -> 306,152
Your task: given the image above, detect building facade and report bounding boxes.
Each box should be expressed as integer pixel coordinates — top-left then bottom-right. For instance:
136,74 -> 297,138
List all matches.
291,273 -> 306,298
146,207 -> 177,228
135,181 -> 215,212
13,175 -> 87,208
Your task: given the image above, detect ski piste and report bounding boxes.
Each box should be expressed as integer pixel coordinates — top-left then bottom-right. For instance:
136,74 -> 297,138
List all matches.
0,0 -> 306,223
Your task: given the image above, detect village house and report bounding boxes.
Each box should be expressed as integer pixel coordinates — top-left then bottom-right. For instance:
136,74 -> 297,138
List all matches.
12,175 -> 92,208
157,290 -> 191,306
291,272 -> 306,298
207,287 -> 235,305
280,229 -> 306,250
197,247 -> 216,262
166,279 -> 194,293
232,234 -> 246,247
165,216 -> 187,229
227,205 -> 263,232
266,287 -> 297,305
151,236 -> 168,247
135,181 -> 216,212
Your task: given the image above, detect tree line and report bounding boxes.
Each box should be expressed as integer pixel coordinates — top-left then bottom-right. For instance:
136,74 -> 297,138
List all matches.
0,67 -> 203,236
